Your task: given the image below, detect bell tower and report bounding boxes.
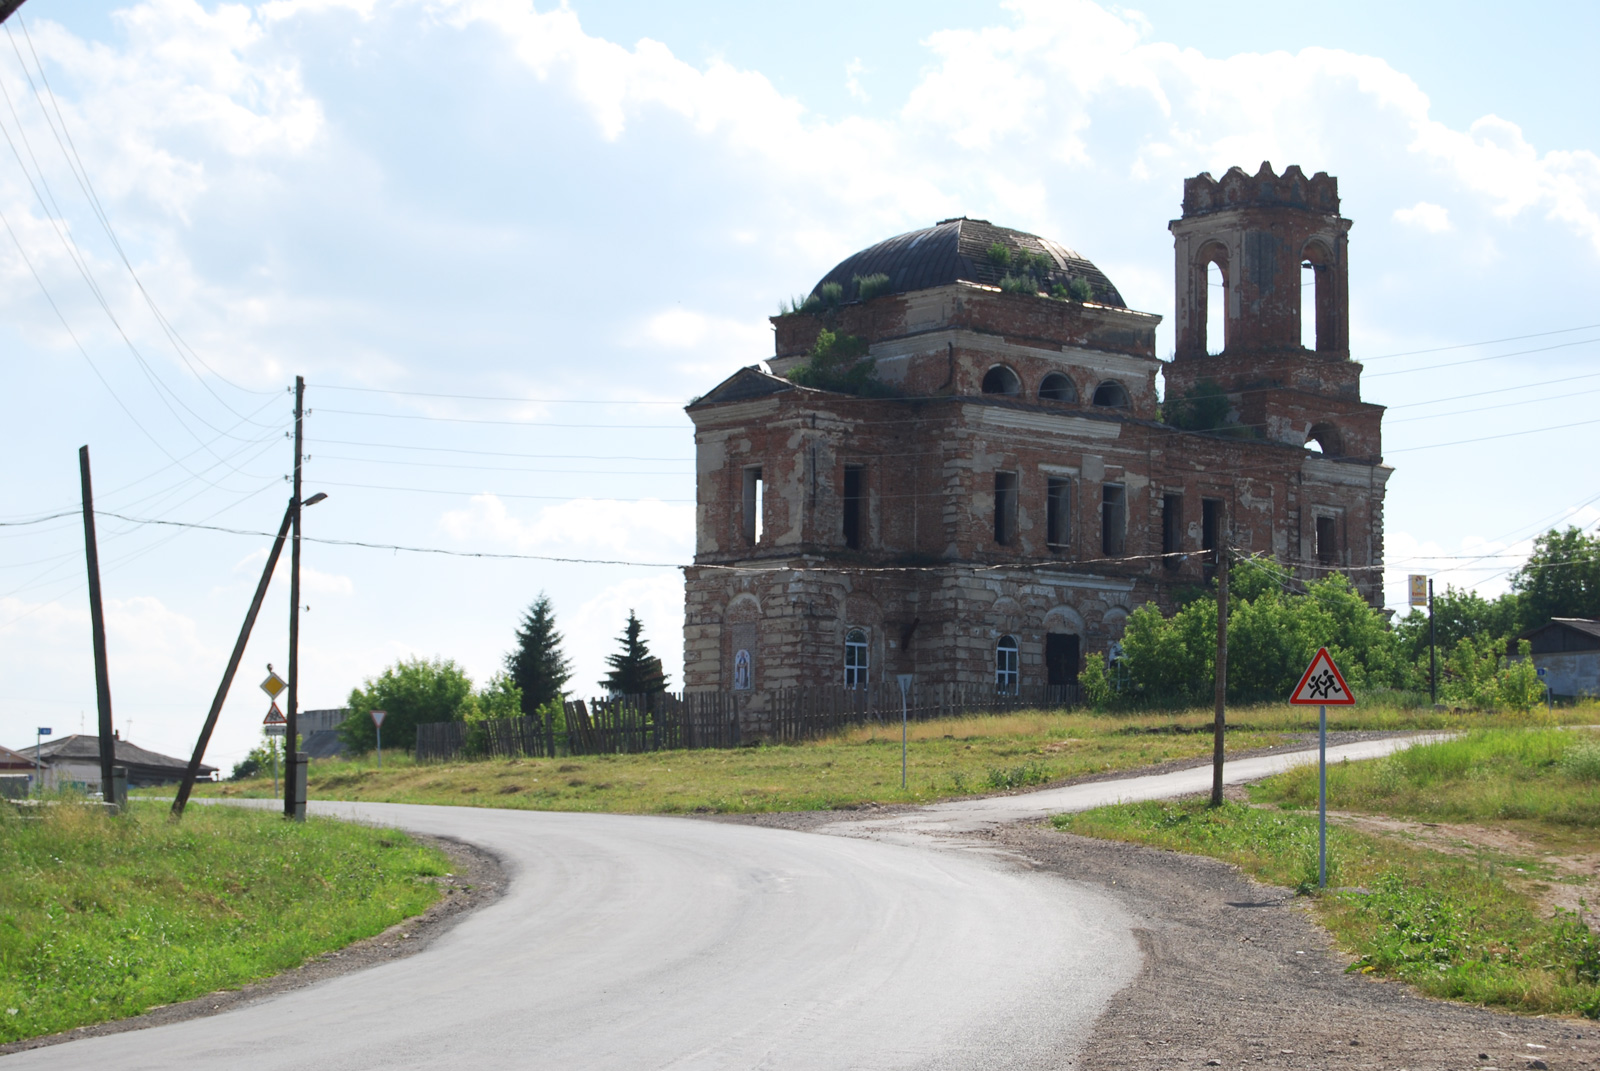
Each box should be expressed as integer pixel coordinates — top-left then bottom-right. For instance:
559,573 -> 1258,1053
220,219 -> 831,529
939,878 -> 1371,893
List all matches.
1165,162 -> 1380,462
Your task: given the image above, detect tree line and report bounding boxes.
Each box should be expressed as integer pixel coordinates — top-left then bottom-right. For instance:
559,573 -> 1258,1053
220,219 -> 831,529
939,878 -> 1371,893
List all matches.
336,597 -> 669,752
1086,526 -> 1598,711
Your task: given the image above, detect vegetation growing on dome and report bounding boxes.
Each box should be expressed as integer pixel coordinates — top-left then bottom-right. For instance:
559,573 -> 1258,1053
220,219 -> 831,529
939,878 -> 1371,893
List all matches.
999,273 -> 1038,295
786,329 -> 892,397
854,272 -> 892,302
986,241 -> 1011,268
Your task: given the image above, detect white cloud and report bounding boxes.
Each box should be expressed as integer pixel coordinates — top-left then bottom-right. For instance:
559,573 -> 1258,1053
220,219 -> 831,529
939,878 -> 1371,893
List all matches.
1393,201 -> 1452,233
845,58 -> 868,103
438,494 -> 694,562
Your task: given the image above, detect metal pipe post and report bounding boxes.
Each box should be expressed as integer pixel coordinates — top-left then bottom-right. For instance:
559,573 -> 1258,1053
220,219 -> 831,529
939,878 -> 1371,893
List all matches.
1318,703 -> 1328,889
1210,540 -> 1229,807
1428,579 -> 1437,707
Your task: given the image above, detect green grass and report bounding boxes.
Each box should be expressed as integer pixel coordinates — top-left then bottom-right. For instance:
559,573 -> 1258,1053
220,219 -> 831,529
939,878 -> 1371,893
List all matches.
0,798 -> 449,1044
1055,724 -> 1600,1019
200,703 -> 1593,815
1253,727 -> 1600,827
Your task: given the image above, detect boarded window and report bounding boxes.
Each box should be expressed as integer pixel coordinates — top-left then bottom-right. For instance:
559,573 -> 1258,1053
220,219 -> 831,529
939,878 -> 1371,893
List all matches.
742,467 -> 763,544
1046,633 -> 1080,687
994,471 -> 1019,546
843,465 -> 864,549
1162,493 -> 1183,569
844,628 -> 869,688
1101,483 -> 1126,556
1046,477 -> 1071,550
996,635 -> 1019,694
1316,515 -> 1338,565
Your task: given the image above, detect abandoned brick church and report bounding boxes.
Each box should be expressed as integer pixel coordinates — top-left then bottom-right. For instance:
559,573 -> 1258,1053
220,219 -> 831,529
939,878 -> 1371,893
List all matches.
682,164 -> 1390,695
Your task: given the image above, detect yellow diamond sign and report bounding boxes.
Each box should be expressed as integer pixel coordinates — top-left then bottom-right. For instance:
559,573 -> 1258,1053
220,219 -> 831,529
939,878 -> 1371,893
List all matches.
260,671 -> 287,699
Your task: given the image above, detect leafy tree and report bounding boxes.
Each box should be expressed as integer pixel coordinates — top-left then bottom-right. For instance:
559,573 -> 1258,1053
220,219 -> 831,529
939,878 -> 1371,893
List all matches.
458,673 -> 523,724
1165,378 -> 1231,432
504,593 -> 572,714
230,732 -> 284,781
1510,526 -> 1600,627
786,330 -> 891,397
1116,558 -> 1409,708
1393,584 -> 1524,665
601,610 -> 670,695
341,657 -> 474,751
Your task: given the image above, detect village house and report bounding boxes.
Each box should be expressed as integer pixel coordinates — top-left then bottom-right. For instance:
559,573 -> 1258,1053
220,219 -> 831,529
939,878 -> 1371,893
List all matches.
21,732 -> 213,792
683,164 -> 1390,696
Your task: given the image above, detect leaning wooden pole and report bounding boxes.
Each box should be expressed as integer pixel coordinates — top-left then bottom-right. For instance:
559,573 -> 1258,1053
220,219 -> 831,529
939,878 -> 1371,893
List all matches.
78,446 -> 117,803
1210,538 -> 1229,808
171,500 -> 294,819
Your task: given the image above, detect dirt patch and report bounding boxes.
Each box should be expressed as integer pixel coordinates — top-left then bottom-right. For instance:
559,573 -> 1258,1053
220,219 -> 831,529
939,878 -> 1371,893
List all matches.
996,822 -> 1600,1070
1329,811 -> 1600,929
0,833 -> 506,1057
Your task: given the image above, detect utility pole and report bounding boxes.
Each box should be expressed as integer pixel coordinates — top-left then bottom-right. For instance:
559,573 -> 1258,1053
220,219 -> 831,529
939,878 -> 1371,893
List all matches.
286,376 -> 304,820
1210,535 -> 1229,808
172,501 -> 294,818
79,447 -> 117,803
1428,578 -> 1437,707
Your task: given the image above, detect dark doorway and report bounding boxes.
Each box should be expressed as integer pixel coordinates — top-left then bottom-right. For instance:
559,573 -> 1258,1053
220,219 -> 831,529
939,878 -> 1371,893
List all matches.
1202,497 -> 1222,582
1046,633 -> 1080,687
843,465 -> 864,549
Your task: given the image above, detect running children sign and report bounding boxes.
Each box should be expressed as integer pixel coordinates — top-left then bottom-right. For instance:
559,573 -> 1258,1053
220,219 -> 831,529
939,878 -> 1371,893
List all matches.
1289,648 -> 1355,706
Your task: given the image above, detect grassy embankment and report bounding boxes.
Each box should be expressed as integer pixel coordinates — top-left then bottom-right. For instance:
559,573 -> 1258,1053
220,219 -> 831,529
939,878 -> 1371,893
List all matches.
202,701 -> 1572,815
1057,723 -> 1600,1018
0,800 -> 449,1045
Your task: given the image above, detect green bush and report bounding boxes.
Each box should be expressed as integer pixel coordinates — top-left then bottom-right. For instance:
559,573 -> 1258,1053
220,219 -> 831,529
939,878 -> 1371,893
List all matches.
785,329 -> 891,396
999,273 -> 1038,294
854,272 -> 892,302
1560,738 -> 1600,781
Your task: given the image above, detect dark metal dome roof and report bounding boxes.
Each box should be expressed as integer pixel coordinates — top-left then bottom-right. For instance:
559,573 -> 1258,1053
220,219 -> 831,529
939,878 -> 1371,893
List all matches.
811,217 -> 1127,308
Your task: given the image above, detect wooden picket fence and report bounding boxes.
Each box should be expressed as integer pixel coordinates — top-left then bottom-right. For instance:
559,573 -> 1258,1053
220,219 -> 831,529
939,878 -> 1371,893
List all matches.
413,683 -> 1081,763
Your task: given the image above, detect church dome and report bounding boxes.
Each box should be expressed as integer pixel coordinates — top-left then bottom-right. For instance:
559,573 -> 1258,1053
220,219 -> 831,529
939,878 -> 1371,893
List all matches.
810,217 -> 1127,308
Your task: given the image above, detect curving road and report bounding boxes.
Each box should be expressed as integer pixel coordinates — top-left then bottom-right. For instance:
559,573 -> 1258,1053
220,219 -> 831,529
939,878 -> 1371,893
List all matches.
6,736 -> 1428,1070
6,804 -> 1139,1070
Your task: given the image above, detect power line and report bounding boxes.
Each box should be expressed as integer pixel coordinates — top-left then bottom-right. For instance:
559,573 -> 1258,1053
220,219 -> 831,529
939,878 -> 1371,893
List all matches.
1365,335 -> 1600,378
312,480 -> 695,504
315,437 -> 695,462
1362,322 -> 1600,361
311,384 -> 685,406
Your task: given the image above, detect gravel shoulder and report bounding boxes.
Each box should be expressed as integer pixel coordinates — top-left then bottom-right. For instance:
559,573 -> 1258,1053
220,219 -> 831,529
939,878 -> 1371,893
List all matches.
0,834 -> 506,1057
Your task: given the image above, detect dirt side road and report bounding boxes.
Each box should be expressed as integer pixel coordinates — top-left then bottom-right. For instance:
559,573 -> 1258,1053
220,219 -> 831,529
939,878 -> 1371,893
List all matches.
997,823 -> 1599,1071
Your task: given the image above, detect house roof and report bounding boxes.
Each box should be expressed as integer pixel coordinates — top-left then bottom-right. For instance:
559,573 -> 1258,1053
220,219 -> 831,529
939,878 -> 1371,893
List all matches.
1521,617 -> 1600,640
25,734 -> 214,775
0,744 -> 35,771
810,218 -> 1128,309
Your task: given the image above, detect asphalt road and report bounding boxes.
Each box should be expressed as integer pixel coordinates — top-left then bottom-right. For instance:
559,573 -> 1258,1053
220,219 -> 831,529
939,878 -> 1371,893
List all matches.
6,736 -> 1429,1070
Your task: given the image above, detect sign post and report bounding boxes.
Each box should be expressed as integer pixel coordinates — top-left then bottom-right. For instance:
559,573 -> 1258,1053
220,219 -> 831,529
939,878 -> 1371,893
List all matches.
1289,647 -> 1356,888
371,709 -> 388,769
263,701 -> 286,795
896,676 -> 913,791
34,727 -> 51,795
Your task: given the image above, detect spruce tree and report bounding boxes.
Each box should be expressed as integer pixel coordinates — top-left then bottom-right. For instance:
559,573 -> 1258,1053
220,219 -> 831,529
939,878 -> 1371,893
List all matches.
601,610 -> 669,695
504,593 -> 572,714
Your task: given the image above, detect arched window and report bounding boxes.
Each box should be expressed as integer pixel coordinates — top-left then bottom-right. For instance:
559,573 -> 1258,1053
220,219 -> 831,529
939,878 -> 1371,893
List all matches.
1206,260 -> 1227,354
844,628 -> 869,688
1305,423 -> 1342,458
995,635 -> 1019,694
1092,380 -> 1130,408
1301,241 -> 1333,353
1039,372 -> 1078,403
981,365 -> 1021,396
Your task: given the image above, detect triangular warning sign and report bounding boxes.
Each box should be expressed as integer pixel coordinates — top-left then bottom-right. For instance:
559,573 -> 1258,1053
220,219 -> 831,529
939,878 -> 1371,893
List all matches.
263,701 -> 287,725
1289,647 -> 1356,705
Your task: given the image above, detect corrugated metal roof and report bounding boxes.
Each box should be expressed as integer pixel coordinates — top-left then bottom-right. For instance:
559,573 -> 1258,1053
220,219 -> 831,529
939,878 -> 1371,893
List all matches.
811,218 -> 1128,308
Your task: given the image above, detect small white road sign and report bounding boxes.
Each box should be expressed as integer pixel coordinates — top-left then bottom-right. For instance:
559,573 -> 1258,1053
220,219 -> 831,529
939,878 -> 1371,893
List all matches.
1289,647 -> 1355,706
370,709 -> 387,728
261,670 -> 287,699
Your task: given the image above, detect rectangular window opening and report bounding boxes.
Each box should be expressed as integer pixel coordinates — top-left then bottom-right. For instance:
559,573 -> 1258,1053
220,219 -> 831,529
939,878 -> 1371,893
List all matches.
1201,497 -> 1222,582
1101,483 -> 1126,557
1045,633 -> 1080,687
1162,493 -> 1183,569
1046,477 -> 1071,551
1316,515 -> 1338,566
843,465 -> 864,550
994,471 -> 1018,547
742,467 -> 763,545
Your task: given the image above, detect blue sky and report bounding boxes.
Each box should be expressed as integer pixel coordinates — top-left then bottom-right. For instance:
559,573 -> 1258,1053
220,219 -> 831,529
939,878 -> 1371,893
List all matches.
4,0 -> 1598,768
